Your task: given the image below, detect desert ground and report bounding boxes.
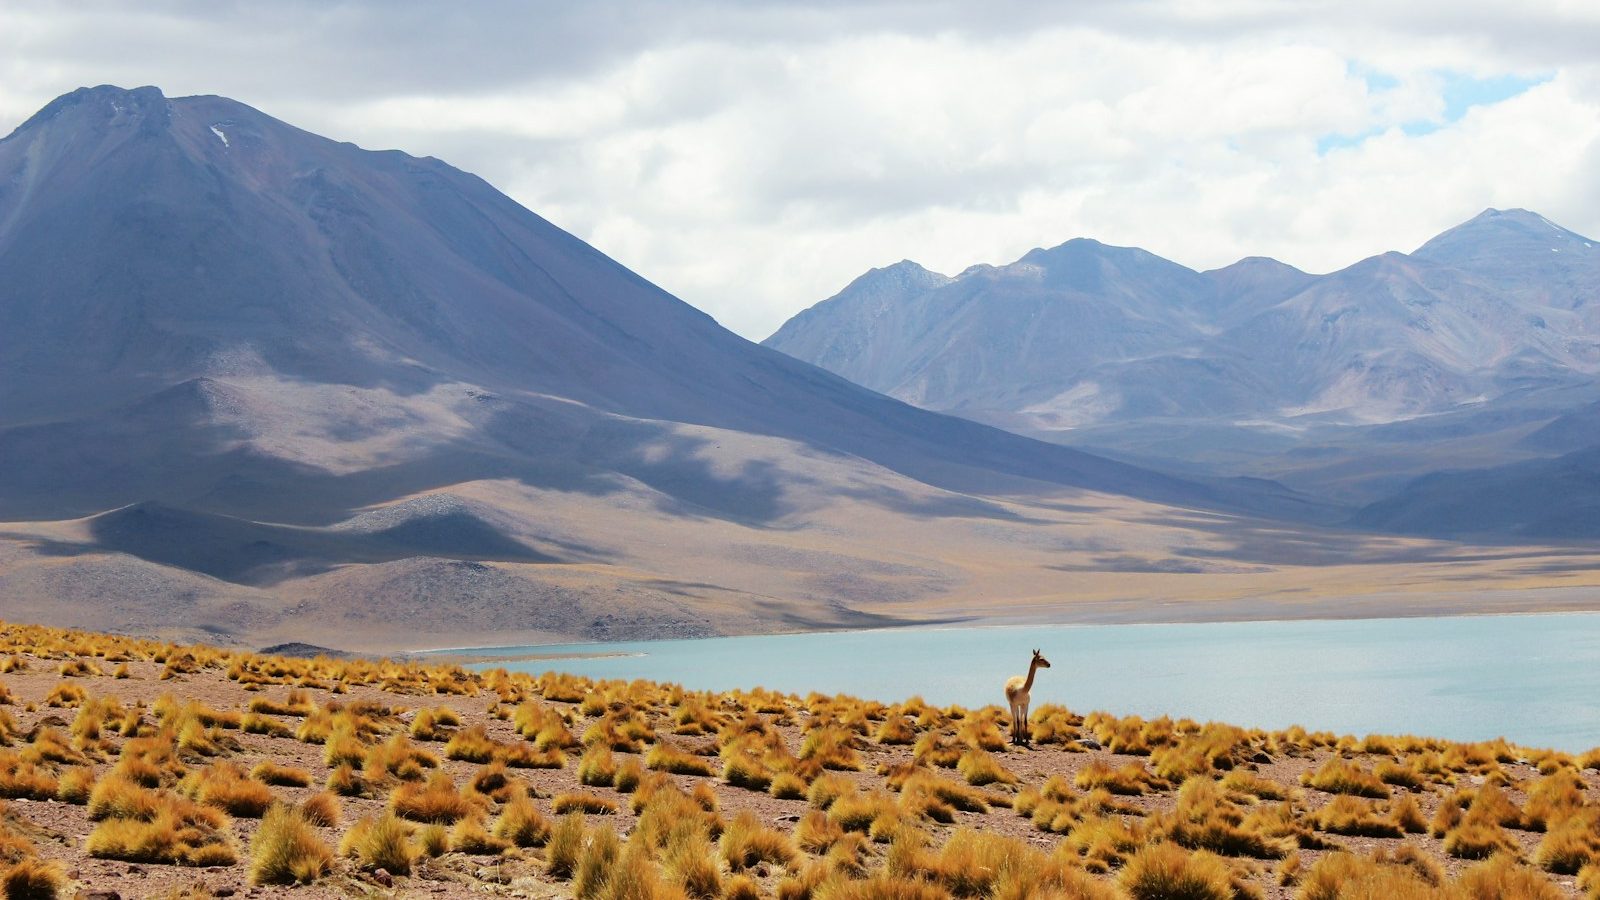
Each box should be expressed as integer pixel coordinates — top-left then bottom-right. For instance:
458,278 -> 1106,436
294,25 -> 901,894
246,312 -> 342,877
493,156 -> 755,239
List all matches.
0,620 -> 1596,899
6,447 -> 1600,656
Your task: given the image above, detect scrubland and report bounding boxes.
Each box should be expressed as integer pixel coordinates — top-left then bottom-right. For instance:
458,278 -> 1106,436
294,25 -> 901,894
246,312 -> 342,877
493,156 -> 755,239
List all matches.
0,620 -> 1596,899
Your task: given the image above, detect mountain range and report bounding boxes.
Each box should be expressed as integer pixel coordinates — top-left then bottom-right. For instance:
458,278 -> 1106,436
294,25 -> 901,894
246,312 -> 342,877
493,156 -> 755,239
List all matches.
0,85 -> 1351,650
766,210 -> 1600,536
0,85 -> 1594,651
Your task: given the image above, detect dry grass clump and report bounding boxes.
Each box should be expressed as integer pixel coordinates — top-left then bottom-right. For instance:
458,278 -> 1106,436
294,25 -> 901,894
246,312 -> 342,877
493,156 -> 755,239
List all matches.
874,714 -> 916,746
0,824 -> 66,900
1524,769 -> 1588,831
721,746 -> 775,792
1076,759 -> 1159,796
326,764 -> 368,798
646,742 -> 713,776
577,743 -> 618,787
1219,770 -> 1288,801
0,755 -> 58,801
2,858 -> 66,900
1442,816 -> 1520,860
180,762 -> 275,818
913,732 -> 963,768
513,702 -> 579,751
827,790 -> 900,838
801,725 -> 864,771
85,789 -> 237,866
771,771 -> 809,800
389,770 -> 479,824
1162,776 -> 1294,859
1454,853 -> 1564,899
247,690 -> 314,717
721,809 -> 798,871
1300,759 -> 1389,798
1311,795 -> 1404,838
1535,808 -> 1600,874
300,792 -> 341,828
955,748 -> 1017,786
248,803 -> 333,885
339,812 -> 414,875
1118,841 -> 1235,900
543,812 -> 586,879
493,787 -> 551,847
363,734 -> 441,781
1295,850 -> 1440,899
251,762 -> 312,787
238,712 -> 293,739
1374,758 -> 1426,790
449,817 -> 512,855
553,792 -> 620,815
442,724 -> 501,763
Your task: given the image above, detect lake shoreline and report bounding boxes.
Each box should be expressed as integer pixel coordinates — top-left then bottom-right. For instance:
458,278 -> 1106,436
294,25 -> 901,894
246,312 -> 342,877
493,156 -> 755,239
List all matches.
410,602 -> 1600,659
416,611 -> 1600,752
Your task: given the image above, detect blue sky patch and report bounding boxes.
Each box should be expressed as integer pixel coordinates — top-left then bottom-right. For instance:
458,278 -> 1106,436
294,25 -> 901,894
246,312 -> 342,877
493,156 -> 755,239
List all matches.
1317,68 -> 1551,154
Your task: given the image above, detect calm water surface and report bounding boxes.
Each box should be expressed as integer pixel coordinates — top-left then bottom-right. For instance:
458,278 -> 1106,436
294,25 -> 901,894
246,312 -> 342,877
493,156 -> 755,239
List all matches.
439,613 -> 1600,751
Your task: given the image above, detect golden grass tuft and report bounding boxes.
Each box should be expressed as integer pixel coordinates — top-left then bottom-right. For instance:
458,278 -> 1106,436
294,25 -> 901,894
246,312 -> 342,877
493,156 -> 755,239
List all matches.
1300,758 -> 1389,798
577,743 -> 617,787
1075,759 -> 1158,796
573,821 -> 621,898
389,770 -> 478,824
182,762 -> 276,818
326,764 -> 368,798
544,812 -> 586,880
1,857 -> 66,900
721,810 -> 798,872
339,812 -> 414,875
1118,842 -> 1235,900
1294,850 -> 1440,900
493,787 -> 551,847
251,762 -> 312,787
443,724 -> 500,763
771,771 -> 809,800
86,797 -> 237,867
646,742 -> 713,776
300,792 -> 341,829
553,792 -> 620,816
662,829 -> 723,898
955,748 -> 1018,786
55,767 -> 95,805
1455,853 -> 1565,899
449,817 -> 512,855
809,773 -> 854,810
249,803 -> 334,885
1536,808 -> 1600,874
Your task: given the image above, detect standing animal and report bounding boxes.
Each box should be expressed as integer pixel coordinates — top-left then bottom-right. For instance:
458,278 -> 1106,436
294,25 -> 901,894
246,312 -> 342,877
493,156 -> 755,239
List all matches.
1004,649 -> 1051,745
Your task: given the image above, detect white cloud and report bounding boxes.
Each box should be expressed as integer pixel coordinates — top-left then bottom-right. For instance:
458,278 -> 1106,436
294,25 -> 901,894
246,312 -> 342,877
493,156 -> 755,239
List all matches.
2,1 -> 1598,339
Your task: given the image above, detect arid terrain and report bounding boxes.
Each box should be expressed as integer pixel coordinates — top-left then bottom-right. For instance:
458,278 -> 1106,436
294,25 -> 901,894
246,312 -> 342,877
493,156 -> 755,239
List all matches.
8,473 -> 1600,655
0,620 -> 1596,899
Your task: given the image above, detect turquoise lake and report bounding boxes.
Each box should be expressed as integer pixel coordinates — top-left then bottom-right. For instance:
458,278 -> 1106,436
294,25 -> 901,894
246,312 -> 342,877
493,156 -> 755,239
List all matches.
438,613 -> 1600,752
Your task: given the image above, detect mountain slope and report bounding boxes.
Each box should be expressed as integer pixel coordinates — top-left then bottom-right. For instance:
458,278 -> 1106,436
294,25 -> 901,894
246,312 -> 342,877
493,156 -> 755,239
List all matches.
0,85 -> 1321,527
0,85 -> 1382,649
764,209 -> 1600,527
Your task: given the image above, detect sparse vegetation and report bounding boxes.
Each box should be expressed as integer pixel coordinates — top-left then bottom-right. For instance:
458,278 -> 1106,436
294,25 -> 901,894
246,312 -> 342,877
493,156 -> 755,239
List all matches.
0,619 -> 1587,899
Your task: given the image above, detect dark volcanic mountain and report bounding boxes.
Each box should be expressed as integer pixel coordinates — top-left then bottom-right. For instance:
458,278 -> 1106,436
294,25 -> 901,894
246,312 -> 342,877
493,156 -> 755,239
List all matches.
765,209 -> 1600,530
0,85 -> 1279,520
0,85 -> 1341,649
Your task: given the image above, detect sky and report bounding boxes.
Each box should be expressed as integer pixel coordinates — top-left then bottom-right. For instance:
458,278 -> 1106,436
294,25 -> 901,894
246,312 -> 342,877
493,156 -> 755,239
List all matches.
2,1 -> 1598,340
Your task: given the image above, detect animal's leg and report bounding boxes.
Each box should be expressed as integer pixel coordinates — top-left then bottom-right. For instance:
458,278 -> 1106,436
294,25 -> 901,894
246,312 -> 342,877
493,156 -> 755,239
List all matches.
1008,702 -> 1020,744
1020,700 -> 1031,745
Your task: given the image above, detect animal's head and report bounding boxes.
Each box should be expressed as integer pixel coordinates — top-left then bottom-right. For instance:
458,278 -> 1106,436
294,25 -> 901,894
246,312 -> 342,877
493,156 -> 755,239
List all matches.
1032,648 -> 1051,668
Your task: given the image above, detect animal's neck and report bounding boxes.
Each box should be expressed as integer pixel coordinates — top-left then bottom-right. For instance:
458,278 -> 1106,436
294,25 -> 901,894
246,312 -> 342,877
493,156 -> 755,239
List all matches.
1022,659 -> 1039,693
